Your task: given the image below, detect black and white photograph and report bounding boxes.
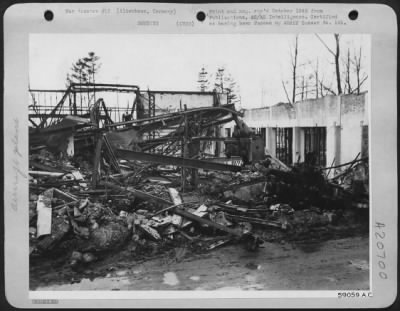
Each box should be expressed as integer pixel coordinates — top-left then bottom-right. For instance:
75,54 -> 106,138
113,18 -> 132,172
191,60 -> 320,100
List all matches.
3,2 -> 398,308
27,33 -> 371,291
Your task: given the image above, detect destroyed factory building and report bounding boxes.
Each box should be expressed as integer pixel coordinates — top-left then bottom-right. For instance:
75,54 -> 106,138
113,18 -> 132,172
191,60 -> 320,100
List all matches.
28,84 -> 369,289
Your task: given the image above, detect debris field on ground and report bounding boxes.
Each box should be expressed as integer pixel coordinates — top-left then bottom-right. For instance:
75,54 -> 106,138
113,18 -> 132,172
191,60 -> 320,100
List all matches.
29,96 -> 369,287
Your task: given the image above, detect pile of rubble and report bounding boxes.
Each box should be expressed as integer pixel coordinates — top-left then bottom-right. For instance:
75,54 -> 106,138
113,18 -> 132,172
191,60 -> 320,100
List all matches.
28,99 -> 369,274
29,139 -> 369,270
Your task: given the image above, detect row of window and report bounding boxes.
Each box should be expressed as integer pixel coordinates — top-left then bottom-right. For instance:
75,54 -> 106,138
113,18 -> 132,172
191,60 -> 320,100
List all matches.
224,124 -> 368,167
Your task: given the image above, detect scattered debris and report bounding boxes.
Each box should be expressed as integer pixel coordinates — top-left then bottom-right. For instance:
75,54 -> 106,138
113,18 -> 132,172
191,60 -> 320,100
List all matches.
163,272 -> 180,286
348,260 -> 369,271
28,97 -> 369,280
189,276 -> 200,281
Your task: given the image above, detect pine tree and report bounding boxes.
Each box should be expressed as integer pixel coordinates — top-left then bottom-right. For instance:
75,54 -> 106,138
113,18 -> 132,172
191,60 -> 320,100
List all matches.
213,67 -> 241,106
83,52 -> 101,84
197,66 -> 209,92
66,52 -> 101,86
196,66 -> 241,106
214,67 -> 226,93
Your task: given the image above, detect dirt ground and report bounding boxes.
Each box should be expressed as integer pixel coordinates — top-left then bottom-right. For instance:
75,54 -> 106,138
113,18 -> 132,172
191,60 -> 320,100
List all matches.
30,234 -> 369,291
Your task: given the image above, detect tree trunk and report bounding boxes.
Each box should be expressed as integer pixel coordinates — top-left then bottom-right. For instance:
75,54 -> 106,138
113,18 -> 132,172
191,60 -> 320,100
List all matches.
292,35 -> 298,104
334,34 -> 342,94
356,47 -> 362,95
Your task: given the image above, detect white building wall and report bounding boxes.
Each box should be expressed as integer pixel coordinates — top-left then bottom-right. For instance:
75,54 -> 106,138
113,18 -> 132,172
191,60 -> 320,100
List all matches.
339,93 -> 368,164
223,92 -> 368,167
152,92 -> 229,112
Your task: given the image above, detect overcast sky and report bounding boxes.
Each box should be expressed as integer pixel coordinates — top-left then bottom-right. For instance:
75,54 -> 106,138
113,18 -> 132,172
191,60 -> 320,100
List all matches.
29,34 -> 369,109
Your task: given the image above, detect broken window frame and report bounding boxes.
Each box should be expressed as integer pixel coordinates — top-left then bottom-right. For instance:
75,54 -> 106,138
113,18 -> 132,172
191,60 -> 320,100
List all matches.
304,126 -> 327,167
275,127 -> 293,166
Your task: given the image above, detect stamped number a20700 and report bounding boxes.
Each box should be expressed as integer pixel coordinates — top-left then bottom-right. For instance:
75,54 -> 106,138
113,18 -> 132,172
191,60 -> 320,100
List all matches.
375,222 -> 388,280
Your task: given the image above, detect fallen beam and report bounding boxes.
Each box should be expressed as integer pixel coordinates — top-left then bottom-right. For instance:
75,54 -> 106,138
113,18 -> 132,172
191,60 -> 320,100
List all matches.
29,171 -> 65,177
102,135 -> 121,173
225,214 -> 283,228
191,136 -> 232,142
172,208 -> 243,237
30,161 -> 68,173
106,105 -> 239,128
100,181 -> 173,207
35,179 -> 88,188
115,149 -> 242,172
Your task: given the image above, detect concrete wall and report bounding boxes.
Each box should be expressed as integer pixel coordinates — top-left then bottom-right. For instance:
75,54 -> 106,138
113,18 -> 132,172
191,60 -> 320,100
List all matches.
295,95 -> 340,127
151,92 -> 228,113
242,93 -> 367,128
224,92 -> 368,167
339,93 -> 368,164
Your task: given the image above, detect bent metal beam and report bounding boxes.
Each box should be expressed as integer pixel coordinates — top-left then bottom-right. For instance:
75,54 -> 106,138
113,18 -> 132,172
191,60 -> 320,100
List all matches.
115,149 -> 242,172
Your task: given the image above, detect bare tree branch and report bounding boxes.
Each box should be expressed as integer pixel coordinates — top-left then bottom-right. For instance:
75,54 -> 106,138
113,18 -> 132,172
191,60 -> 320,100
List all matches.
282,81 -> 291,104
353,47 -> 364,95
350,75 -> 368,94
315,34 -> 342,94
319,80 -> 337,95
344,48 -> 352,94
315,34 -> 335,56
